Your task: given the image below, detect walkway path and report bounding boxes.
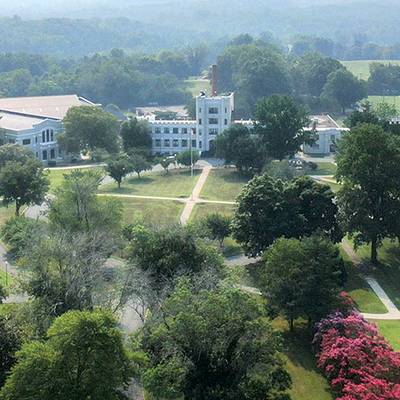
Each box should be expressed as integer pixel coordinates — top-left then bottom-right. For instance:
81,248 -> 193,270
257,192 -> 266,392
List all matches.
180,166 -> 212,225
341,239 -> 400,320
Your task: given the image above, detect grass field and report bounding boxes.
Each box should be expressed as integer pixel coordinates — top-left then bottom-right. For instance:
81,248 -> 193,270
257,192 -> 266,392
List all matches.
200,168 -> 250,201
184,78 -> 211,96
342,60 -> 400,80
354,239 -> 400,309
374,320 -> 400,351
313,162 -> 337,176
100,169 -> 201,198
119,197 -> 184,226
368,95 -> 400,108
190,202 -> 235,222
47,166 -> 105,193
273,318 -> 333,400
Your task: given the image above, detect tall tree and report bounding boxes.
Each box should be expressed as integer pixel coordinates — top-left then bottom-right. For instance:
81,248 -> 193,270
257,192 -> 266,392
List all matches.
129,153 -> 152,179
135,282 -> 292,400
336,124 -> 400,263
0,144 -> 33,168
176,150 -> 200,168
120,118 -> 152,155
0,157 -> 49,216
61,106 -> 120,155
322,69 -> 367,114
105,153 -> 132,188
0,310 -> 130,400
203,213 -> 232,249
232,174 -> 341,256
255,95 -> 312,160
260,235 -> 344,330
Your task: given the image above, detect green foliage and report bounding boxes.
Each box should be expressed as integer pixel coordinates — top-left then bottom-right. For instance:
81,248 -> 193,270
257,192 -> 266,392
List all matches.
215,124 -> 264,173
261,235 -> 344,329
263,159 -> 309,181
120,118 -> 152,155
0,316 -> 22,388
202,213 -> 232,247
336,124 -> 400,263
129,153 -> 152,179
0,145 -> 33,169
255,95 -> 312,160
127,225 -> 224,294
48,169 -> 122,233
322,69 -> 367,113
0,157 -> 49,216
1,217 -> 42,257
232,174 -> 341,256
105,153 -> 132,188
0,310 -> 130,400
368,63 -> 400,96
61,106 -> 120,155
136,282 -> 292,400
176,150 -> 200,167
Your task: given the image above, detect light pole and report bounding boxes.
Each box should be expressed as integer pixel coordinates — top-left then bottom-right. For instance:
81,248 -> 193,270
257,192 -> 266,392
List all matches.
5,260 -> 8,287
190,128 -> 194,178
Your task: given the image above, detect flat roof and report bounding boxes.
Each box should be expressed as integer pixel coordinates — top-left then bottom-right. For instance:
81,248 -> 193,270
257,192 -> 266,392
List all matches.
0,112 -> 46,131
309,115 -> 341,129
0,95 -> 95,120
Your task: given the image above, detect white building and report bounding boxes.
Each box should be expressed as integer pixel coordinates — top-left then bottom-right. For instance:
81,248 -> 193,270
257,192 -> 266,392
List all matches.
0,95 -> 96,163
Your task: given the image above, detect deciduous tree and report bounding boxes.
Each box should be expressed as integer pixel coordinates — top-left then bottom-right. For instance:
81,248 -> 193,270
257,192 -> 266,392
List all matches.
105,153 -> 132,188
120,118 -> 152,155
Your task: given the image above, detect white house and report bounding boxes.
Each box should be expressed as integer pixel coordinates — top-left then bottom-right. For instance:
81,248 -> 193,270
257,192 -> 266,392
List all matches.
0,95 -> 96,163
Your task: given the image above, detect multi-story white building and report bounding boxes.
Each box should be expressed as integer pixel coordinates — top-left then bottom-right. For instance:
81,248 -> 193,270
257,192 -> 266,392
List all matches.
0,95 -> 96,163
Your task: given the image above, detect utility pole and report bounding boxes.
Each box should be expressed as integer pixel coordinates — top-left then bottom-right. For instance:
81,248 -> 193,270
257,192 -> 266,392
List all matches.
5,260 -> 8,287
190,128 -> 194,178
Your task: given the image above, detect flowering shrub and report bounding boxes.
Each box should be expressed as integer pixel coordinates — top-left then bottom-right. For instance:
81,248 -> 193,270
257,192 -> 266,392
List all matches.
314,312 -> 400,400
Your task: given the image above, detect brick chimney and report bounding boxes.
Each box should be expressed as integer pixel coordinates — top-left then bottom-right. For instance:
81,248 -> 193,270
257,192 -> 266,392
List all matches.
211,64 -> 218,97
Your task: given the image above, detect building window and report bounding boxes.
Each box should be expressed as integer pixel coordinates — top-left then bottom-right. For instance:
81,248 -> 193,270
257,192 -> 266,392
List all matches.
182,139 -> 188,147
42,150 -> 48,160
198,129 -> 202,136
192,140 -> 197,148
50,130 -> 54,141
50,149 -> 55,159
198,118 -> 202,125
173,127 -> 179,134
209,107 -> 218,114
35,152 -> 38,158
208,118 -> 218,125
155,127 -> 161,134
8,139 -> 15,144
58,149 -> 62,156
35,136 -> 38,143
46,129 -> 50,142
42,131 -> 45,142
22,139 -> 31,145
224,119 -> 228,125
330,134 -> 336,141
164,139 -> 170,147
155,139 -> 161,147
225,108 -> 228,113
164,127 -> 170,134
182,128 -> 188,134
199,140 -> 202,149
173,139 -> 179,147
209,128 -> 218,135
199,108 -> 202,113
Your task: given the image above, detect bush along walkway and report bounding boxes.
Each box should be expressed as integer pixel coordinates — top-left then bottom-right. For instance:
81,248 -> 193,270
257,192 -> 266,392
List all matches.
341,239 -> 400,320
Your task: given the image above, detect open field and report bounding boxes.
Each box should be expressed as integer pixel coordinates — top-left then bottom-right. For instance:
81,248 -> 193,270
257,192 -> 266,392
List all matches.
190,202 -> 235,222
47,166 -> 105,193
374,320 -> 400,351
100,169 -> 201,198
342,60 -> 400,80
200,168 -> 250,201
119,197 -> 184,226
368,95 -> 400,108
184,78 -> 211,97
313,162 -> 337,176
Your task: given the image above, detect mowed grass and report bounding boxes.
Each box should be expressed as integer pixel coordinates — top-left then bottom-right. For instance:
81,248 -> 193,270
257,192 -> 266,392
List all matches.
100,169 -> 201,198
184,78 -> 211,97
368,95 -> 400,108
118,197 -> 184,226
272,318 -> 333,400
342,60 -> 400,80
373,320 -> 400,351
190,202 -> 235,222
313,162 -> 337,176
47,166 -> 105,193
200,168 -> 250,201
355,239 -> 400,309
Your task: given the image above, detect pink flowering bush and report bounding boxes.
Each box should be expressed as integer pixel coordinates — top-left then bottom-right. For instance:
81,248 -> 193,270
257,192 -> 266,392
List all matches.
314,312 -> 400,399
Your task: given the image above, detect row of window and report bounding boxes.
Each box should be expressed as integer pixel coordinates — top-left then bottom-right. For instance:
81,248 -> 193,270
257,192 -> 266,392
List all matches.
198,107 -> 228,114
153,127 -> 189,134
198,118 -> 228,126
153,127 -> 219,135
19,129 -> 56,146
154,139 -> 202,149
37,148 -> 58,160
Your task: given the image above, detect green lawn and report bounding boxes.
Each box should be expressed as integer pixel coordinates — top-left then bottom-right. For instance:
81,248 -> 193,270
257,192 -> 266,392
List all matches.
368,95 -> 400,109
342,60 -> 400,80
190,202 -> 235,222
100,169 -> 201,198
119,197 -> 184,226
355,239 -> 400,309
313,162 -> 337,176
184,78 -> 211,97
47,166 -> 105,193
273,318 -> 333,400
200,168 -> 250,201
373,320 -> 400,351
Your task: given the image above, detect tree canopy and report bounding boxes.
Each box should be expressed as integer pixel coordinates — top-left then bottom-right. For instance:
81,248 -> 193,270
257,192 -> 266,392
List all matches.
120,118 -> 152,155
